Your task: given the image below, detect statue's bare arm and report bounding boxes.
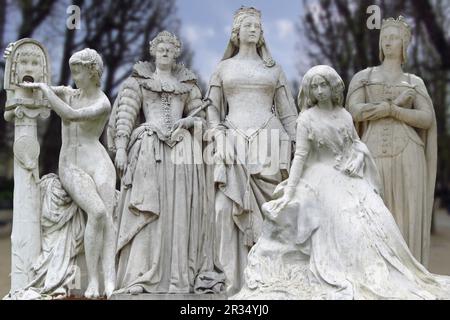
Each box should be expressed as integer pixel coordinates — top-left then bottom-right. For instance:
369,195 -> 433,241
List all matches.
20,82 -> 109,121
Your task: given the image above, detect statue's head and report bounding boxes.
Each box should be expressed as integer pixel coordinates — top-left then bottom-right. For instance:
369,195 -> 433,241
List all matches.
379,16 -> 412,65
5,40 -> 49,89
15,45 -> 44,84
149,31 -> 182,69
69,48 -> 104,88
231,6 -> 264,48
298,65 -> 345,110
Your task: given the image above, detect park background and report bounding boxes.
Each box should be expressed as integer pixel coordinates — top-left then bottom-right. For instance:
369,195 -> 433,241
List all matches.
0,0 -> 450,297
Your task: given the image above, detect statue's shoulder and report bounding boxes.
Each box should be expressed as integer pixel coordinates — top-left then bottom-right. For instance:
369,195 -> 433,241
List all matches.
350,67 -> 374,83
347,67 -> 375,96
132,61 -> 155,79
173,63 -> 197,84
407,73 -> 426,88
298,107 -> 314,123
213,59 -> 229,73
117,61 -> 153,92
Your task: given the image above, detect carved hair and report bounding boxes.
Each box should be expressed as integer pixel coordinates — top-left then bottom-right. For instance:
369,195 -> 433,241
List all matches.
298,65 -> 345,111
16,47 -> 43,58
231,6 -> 265,48
149,31 -> 182,59
69,48 -> 104,87
379,16 -> 412,65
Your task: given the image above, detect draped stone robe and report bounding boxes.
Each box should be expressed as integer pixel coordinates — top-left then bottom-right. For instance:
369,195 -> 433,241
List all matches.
108,62 -> 225,294
346,67 -> 437,266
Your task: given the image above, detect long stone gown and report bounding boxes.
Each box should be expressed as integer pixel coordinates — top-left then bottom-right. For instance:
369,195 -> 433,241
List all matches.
206,58 -> 298,294
235,107 -> 450,300
109,62 -> 224,294
346,67 -> 437,265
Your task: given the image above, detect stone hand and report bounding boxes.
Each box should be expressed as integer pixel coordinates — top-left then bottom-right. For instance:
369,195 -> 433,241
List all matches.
214,140 -> 235,164
19,82 -> 50,91
3,42 -> 14,59
171,117 -> 195,132
265,186 -> 295,217
115,148 -> 128,174
393,89 -> 416,107
344,153 -> 364,177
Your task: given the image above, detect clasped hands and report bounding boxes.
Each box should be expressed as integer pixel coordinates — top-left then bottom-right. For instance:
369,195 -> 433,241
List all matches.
377,88 -> 417,117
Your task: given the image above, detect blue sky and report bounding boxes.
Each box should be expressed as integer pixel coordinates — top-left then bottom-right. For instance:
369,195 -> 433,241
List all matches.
176,0 -> 304,83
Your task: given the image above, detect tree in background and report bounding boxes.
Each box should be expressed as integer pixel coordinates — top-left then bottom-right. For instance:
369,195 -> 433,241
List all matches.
0,0 -> 193,177
299,0 -> 450,192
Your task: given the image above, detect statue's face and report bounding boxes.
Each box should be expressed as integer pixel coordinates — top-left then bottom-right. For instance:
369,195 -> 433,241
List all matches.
16,53 -> 43,83
155,42 -> 177,67
381,26 -> 403,60
70,63 -> 92,89
239,15 -> 261,45
311,75 -> 331,103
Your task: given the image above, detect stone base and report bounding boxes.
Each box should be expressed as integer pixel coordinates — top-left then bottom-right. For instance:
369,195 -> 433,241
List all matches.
109,293 -> 228,300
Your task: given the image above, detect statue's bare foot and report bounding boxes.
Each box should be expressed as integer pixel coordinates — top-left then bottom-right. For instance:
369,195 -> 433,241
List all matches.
104,281 -> 115,298
128,286 -> 144,295
85,281 -> 100,299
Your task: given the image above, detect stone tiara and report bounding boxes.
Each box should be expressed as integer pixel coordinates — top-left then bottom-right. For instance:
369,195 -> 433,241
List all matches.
381,16 -> 412,40
233,6 -> 261,20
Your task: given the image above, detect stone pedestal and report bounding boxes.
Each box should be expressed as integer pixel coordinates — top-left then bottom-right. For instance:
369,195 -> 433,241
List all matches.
3,38 -> 51,293
8,103 -> 49,292
109,293 -> 228,300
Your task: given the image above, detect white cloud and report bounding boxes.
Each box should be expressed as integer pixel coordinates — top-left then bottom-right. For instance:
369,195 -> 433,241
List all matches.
275,19 -> 295,40
183,24 -> 216,45
223,24 -> 231,36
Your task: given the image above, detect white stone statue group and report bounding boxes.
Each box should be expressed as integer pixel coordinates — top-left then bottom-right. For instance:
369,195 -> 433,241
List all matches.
3,6 -> 450,300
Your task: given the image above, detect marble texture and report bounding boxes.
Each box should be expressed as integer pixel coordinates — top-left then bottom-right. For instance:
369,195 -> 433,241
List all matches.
206,6 -> 298,295
108,31 -> 225,296
3,39 -> 51,292
346,17 -> 437,266
4,47 -> 117,299
234,65 -> 450,300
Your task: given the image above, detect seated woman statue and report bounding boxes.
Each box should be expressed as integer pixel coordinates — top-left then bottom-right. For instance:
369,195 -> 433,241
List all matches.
234,65 -> 450,300
20,49 -> 117,299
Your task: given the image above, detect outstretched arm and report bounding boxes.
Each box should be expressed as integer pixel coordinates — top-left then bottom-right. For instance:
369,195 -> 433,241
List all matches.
21,82 -> 109,121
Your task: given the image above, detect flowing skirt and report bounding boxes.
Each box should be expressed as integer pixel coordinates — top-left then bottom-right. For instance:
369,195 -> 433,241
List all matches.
115,131 -> 224,294
234,162 -> 450,300
214,117 -> 291,295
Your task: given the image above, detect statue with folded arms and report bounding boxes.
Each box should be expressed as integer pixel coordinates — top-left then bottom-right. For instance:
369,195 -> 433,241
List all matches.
346,17 -> 437,266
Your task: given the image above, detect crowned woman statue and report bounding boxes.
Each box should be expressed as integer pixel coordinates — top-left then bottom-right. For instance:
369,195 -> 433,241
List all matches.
234,65 -> 450,300
108,31 -> 225,295
206,6 -> 298,294
346,17 -> 437,266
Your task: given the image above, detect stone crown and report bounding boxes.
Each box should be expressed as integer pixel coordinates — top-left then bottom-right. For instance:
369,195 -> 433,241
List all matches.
381,16 -> 411,39
234,6 -> 261,20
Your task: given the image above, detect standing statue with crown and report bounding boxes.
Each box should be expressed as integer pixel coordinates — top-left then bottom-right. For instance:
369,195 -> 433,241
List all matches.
346,17 -> 437,266
108,31 -> 225,296
205,6 -> 298,295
